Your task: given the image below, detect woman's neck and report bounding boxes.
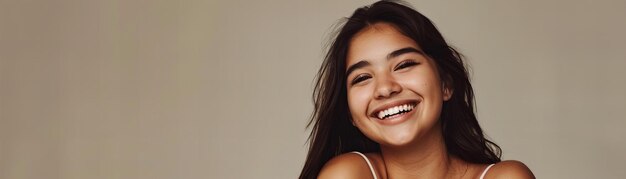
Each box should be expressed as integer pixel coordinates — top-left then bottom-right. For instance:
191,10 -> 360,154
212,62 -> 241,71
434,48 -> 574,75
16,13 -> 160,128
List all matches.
379,124 -> 465,179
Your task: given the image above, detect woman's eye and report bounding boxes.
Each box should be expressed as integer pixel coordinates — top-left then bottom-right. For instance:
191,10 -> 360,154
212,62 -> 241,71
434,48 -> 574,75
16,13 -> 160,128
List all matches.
351,74 -> 371,85
394,60 -> 419,71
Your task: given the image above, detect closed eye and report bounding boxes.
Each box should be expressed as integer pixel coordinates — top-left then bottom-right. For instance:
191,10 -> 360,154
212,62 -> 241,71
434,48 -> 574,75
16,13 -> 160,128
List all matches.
394,60 -> 419,71
350,74 -> 371,85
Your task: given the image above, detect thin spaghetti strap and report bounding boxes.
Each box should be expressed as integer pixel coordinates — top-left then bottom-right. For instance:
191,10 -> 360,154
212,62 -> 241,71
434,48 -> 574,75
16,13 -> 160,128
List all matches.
479,164 -> 495,179
350,151 -> 378,179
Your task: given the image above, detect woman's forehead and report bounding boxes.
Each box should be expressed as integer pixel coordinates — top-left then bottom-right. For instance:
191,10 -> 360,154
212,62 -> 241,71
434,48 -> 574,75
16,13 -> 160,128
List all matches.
347,23 -> 421,65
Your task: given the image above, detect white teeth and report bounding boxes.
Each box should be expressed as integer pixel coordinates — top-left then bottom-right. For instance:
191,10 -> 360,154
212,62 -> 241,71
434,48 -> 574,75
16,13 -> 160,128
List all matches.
376,103 -> 415,119
378,111 -> 385,119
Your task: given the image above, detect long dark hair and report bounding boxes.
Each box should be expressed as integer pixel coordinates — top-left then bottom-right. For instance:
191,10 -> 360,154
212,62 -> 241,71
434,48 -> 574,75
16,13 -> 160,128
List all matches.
299,1 -> 501,178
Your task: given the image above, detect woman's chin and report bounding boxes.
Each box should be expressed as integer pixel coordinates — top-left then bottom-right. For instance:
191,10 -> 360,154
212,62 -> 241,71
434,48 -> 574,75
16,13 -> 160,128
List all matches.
380,131 -> 417,147
374,119 -> 421,147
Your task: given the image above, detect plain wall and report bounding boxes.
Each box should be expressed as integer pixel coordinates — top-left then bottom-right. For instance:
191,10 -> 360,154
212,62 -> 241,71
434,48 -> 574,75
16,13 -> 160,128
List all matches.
1,0 -> 625,178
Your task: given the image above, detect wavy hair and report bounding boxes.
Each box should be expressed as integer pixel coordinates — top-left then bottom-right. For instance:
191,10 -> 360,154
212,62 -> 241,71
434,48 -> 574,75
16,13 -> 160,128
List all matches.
299,1 -> 501,178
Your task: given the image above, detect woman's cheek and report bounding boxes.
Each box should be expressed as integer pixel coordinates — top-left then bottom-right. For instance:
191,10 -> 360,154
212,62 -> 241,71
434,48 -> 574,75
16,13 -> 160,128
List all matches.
348,87 -> 372,119
401,70 -> 437,94
397,74 -> 423,91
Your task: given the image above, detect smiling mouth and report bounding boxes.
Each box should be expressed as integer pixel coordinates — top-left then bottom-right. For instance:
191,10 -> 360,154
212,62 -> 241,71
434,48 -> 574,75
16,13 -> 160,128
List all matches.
376,103 -> 416,120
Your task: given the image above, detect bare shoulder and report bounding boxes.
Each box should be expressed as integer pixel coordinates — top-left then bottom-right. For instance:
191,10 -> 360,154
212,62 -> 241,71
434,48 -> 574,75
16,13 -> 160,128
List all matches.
485,160 -> 535,179
318,152 -> 374,179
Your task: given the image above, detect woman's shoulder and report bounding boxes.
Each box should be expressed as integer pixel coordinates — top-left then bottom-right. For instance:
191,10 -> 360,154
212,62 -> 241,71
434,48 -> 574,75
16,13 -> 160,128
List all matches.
483,160 -> 535,179
318,152 -> 378,179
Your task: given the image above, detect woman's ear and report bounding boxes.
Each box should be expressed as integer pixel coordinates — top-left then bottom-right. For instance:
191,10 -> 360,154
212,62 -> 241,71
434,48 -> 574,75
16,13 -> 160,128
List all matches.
442,80 -> 453,101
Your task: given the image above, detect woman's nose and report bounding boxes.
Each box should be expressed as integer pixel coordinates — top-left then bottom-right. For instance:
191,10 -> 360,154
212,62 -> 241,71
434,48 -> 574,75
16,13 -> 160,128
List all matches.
374,74 -> 401,99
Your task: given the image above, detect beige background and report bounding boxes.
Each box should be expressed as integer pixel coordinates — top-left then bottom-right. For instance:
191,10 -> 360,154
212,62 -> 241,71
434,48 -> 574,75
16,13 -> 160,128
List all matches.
1,0 -> 625,178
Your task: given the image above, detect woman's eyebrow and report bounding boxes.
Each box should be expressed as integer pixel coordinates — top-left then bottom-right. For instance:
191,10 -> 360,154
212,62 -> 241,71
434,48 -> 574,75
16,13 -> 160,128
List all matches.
387,47 -> 423,60
346,61 -> 370,77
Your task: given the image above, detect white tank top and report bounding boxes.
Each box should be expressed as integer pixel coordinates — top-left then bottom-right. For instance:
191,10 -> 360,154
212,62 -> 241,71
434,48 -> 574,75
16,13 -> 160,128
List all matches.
350,151 -> 496,179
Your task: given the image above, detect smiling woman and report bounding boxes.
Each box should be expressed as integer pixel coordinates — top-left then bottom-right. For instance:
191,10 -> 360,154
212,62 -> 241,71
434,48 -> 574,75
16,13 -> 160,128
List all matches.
300,1 -> 534,179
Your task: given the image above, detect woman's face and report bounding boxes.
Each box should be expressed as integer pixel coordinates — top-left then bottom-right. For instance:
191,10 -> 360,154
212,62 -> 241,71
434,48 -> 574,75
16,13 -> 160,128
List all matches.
345,23 -> 452,147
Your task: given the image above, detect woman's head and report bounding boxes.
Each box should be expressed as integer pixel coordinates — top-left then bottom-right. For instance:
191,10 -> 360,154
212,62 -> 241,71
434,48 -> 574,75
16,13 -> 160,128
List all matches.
346,22 -> 452,147
301,1 -> 500,178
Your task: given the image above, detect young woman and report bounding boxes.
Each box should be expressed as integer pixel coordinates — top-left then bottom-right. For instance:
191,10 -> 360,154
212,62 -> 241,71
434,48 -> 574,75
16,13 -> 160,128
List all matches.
300,1 -> 534,179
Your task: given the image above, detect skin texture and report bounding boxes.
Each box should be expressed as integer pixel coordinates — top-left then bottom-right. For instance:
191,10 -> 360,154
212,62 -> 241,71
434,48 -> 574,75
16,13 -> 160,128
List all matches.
318,23 -> 534,179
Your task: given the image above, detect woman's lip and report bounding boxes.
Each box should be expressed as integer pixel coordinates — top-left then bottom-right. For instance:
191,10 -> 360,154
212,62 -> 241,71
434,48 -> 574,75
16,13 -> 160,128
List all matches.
373,105 -> 416,125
